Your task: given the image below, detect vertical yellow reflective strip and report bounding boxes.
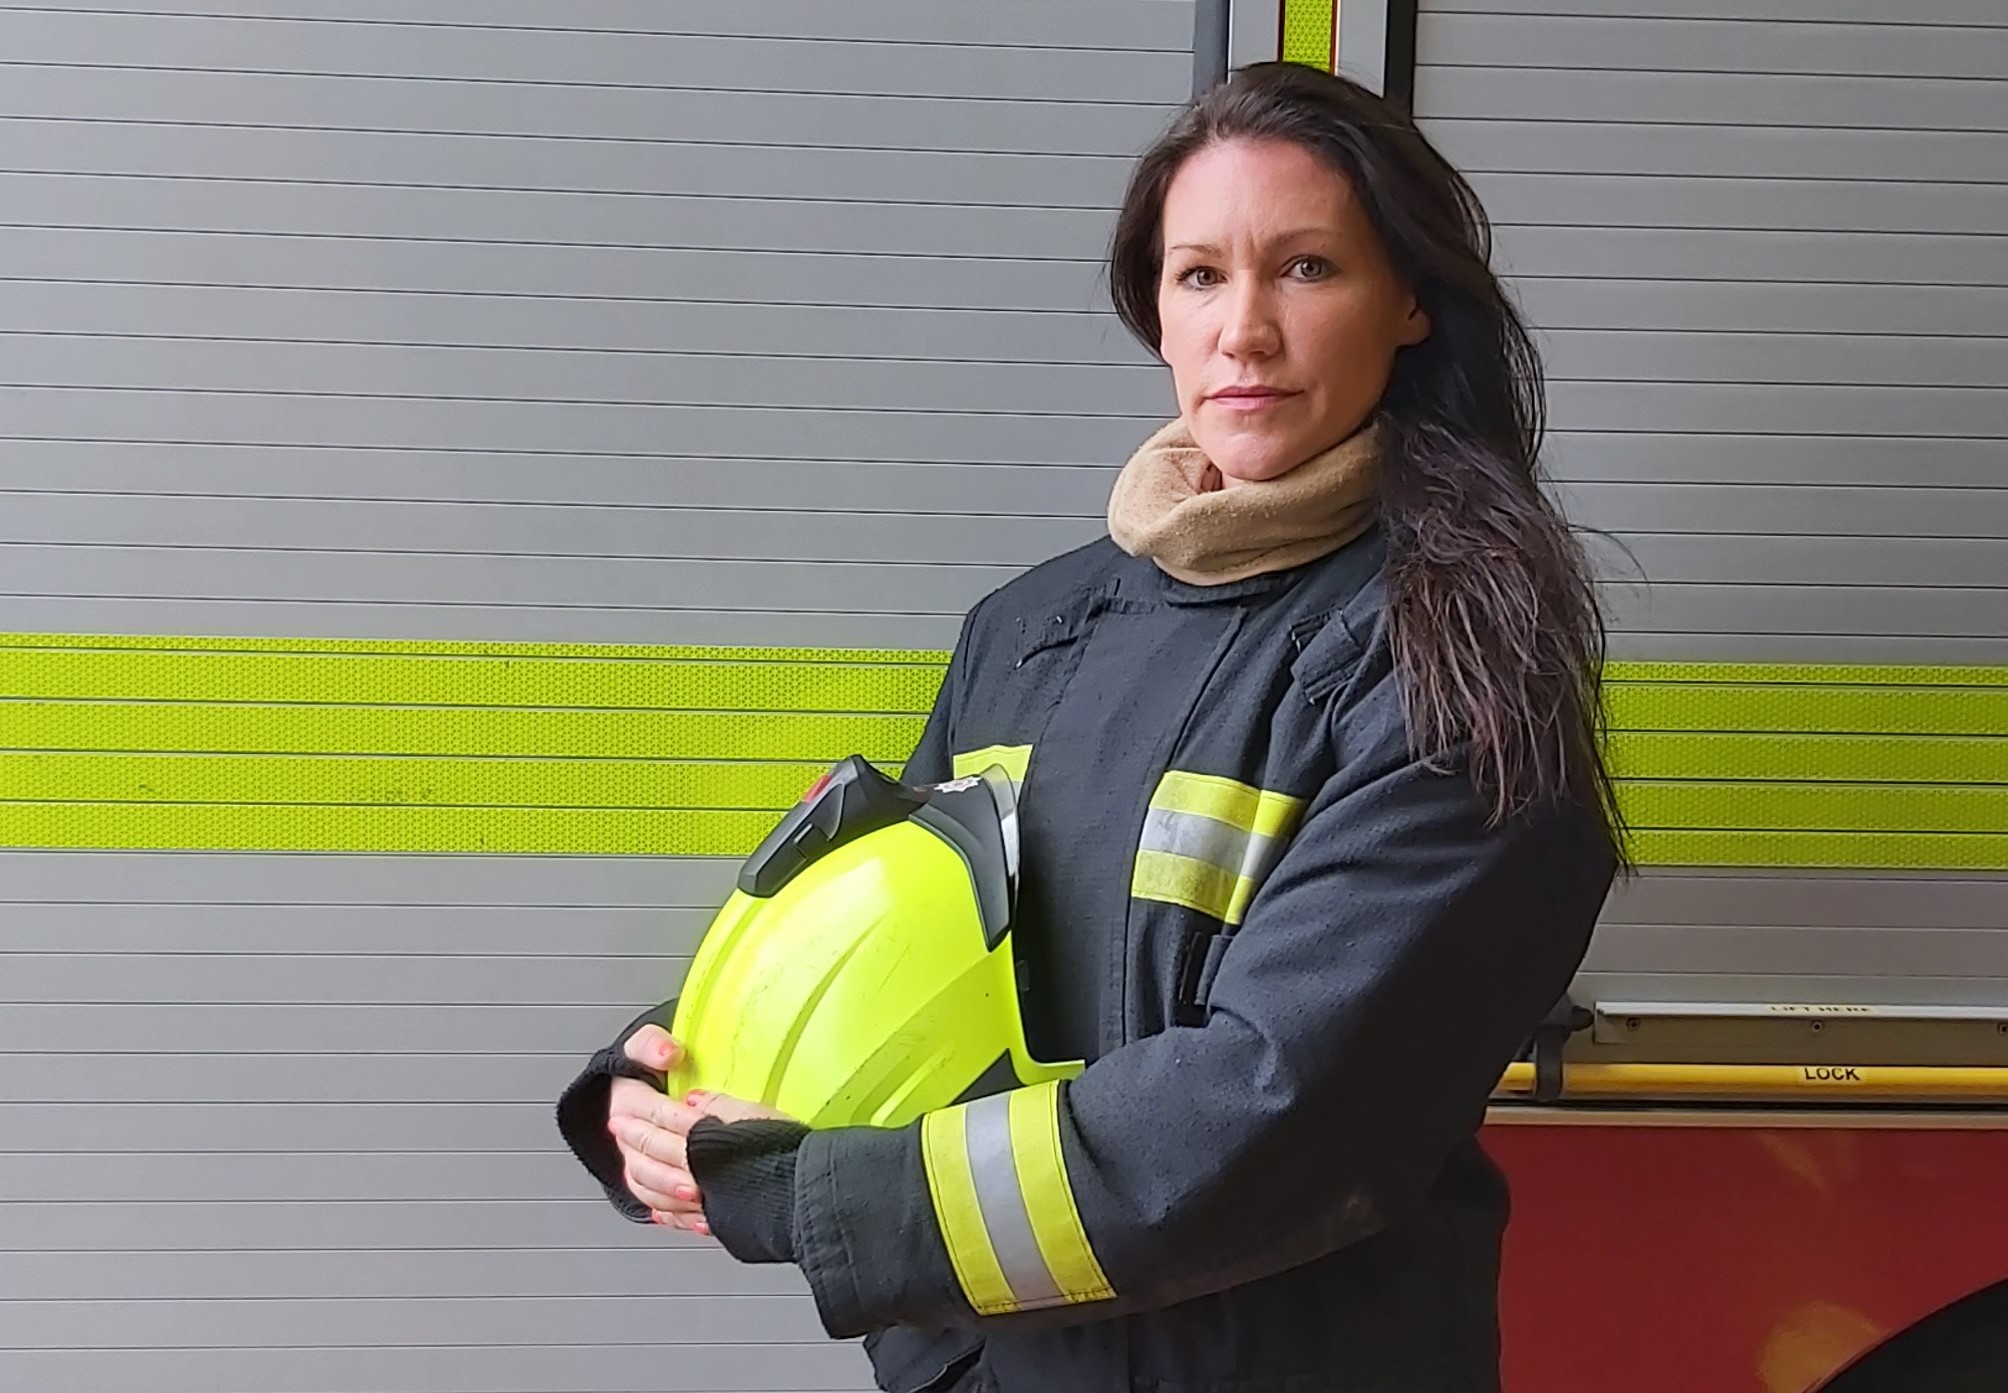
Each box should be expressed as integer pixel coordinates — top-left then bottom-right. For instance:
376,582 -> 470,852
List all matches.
953,744 -> 1033,784
920,1107 -> 1016,1315
1006,1084 -> 1114,1306
1222,874 -> 1263,928
1280,0 -> 1337,70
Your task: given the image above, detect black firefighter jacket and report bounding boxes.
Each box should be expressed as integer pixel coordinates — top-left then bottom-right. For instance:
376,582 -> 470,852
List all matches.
563,528 -> 1616,1393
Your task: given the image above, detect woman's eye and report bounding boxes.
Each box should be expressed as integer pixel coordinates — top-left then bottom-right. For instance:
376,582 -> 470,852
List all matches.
1290,256 -> 1334,280
1176,266 -> 1223,289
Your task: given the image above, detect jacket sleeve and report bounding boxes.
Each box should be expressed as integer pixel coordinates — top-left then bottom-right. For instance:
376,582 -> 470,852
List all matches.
787,677 -> 1616,1337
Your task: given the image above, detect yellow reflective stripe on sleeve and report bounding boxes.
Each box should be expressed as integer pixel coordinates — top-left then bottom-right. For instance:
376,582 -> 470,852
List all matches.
920,1106 -> 1016,1317
921,1084 -> 1113,1316
1131,848 -> 1246,925
1007,1084 -> 1114,1306
1149,770 -> 1304,840
1133,772 -> 1307,924
953,744 -> 1033,785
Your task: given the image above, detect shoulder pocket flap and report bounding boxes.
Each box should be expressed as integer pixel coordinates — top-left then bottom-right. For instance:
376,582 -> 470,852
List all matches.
1288,610 -> 1366,704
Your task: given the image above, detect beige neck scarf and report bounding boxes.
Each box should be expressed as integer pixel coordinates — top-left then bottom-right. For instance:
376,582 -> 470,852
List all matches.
1106,419 -> 1382,585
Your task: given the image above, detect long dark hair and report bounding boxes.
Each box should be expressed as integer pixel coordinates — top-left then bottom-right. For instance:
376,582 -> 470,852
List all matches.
1110,62 -> 1621,844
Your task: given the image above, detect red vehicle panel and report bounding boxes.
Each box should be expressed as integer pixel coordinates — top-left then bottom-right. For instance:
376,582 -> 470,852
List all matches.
1488,1120 -> 2008,1392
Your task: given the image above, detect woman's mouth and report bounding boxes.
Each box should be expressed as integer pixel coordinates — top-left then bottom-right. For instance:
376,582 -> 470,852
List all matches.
1208,386 -> 1297,412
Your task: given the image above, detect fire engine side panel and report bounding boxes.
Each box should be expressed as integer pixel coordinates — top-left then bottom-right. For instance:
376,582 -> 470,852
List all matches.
0,3 -> 1191,1390
1409,0 -> 2008,1036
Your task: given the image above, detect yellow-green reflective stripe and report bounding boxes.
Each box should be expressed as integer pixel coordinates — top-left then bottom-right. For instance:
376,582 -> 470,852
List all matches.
1132,848 -> 1248,924
921,1106 -> 1015,1317
954,745 -> 1033,784
1281,0 -> 1335,69
0,753 -> 829,811
0,701 -> 923,762
1627,830 -> 2007,873
1620,782 -> 2008,835
1,635 -> 2001,868
1150,771 -> 1305,840
0,647 -> 942,713
0,803 -> 779,855
1603,683 -> 2005,737
1006,1084 -> 1113,1306
1608,733 -> 2008,785
1604,662 -> 2005,688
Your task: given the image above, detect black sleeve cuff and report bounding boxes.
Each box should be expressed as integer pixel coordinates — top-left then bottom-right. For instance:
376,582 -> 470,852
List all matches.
553,998 -> 678,1223
686,1116 -> 810,1265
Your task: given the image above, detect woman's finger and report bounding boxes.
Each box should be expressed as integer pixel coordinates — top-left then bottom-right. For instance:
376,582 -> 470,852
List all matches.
623,1158 -> 697,1214
623,1025 -> 682,1072
626,1153 -> 701,1212
652,1210 -> 712,1236
607,1076 -> 665,1122
611,1115 -> 688,1171
609,1079 -> 703,1135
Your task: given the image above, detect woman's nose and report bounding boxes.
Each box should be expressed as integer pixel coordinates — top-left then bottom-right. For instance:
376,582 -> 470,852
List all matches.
1218,286 -> 1281,359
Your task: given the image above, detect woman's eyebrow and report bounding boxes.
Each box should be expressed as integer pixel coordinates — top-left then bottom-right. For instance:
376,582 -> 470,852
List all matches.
1166,228 -> 1337,255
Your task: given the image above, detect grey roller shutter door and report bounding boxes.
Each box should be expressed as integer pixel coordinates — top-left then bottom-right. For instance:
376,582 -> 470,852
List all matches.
0,4 -> 1194,1389
1412,3 -> 2007,1033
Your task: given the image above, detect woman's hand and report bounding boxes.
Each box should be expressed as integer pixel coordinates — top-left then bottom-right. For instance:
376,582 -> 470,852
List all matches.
607,1025 -> 793,1233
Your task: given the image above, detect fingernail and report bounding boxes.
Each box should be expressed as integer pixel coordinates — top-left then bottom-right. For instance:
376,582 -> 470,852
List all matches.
693,1219 -> 711,1236
675,1185 -> 697,1202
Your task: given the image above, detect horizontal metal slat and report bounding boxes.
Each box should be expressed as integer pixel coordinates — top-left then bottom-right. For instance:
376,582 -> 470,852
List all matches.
1495,225 -> 2007,287
0,336 -> 1170,416
1420,67 -> 2008,132
0,275 -> 1148,365
0,1000 -> 678,1053
0,9 -> 1188,100
1548,382 -> 2008,437
0,0 -> 1195,47
0,447 -> 1125,513
0,1100 -> 581,1153
0,596 -> 973,650
0,173 -> 1127,261
0,387 -> 1162,464
1419,12 -> 2008,79
1604,583 -> 2008,641
0,492 -> 1105,565
0,1292 -> 830,1349
0,65 -> 1175,155
0,1343 -> 875,1393
0,1243 -> 789,1301
1517,279 -> 2008,337
0,544 -> 1014,615
0,951 -> 682,1005
0,226 -> 1114,311
1426,118 -> 2007,183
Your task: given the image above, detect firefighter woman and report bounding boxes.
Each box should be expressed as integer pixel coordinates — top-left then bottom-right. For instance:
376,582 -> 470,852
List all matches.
557,62 -> 1622,1392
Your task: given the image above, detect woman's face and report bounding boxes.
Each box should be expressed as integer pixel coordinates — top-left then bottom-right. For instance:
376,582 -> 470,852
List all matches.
1156,138 -> 1429,486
